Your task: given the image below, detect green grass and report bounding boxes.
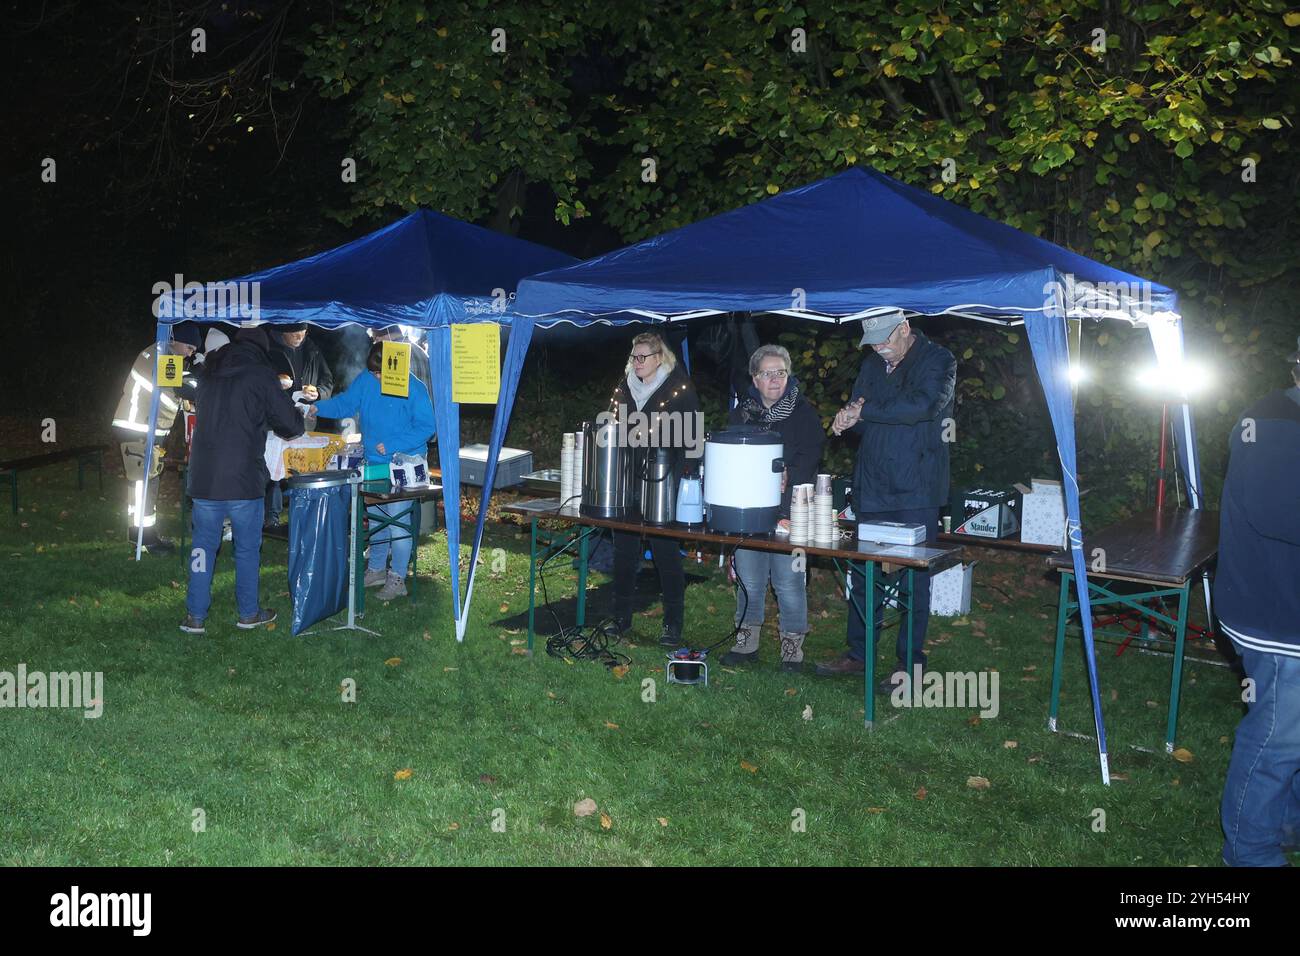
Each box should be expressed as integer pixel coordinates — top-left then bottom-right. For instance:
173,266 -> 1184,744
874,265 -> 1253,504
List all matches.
0,464 -> 1251,866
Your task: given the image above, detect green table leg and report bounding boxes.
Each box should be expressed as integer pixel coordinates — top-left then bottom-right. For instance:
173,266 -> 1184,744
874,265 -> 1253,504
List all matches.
1048,572 -> 1072,732
1165,580 -> 1191,754
904,567 -> 915,678
408,500 -> 421,603
355,499 -> 367,618
576,527 -> 589,628
527,517 -> 538,651
865,560 -> 876,729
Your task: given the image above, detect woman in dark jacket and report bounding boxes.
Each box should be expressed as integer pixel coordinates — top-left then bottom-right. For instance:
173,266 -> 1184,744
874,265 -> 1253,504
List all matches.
608,331 -> 701,646
723,344 -> 824,671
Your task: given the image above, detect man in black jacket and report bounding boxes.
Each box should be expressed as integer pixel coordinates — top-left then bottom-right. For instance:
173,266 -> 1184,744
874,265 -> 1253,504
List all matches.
1218,335 -> 1300,867
266,323 -> 334,529
180,327 -> 306,634
816,312 -> 957,688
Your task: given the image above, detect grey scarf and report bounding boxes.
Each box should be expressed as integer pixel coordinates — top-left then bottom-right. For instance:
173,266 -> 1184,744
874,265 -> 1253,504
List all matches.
626,366 -> 669,411
742,377 -> 801,425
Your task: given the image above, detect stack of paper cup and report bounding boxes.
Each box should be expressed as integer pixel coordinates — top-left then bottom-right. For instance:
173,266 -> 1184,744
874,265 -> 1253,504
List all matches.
572,430 -> 585,510
814,474 -> 836,545
560,432 -> 576,508
789,484 -> 810,545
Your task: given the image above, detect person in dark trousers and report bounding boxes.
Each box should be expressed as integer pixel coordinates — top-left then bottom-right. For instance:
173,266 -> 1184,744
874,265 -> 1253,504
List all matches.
180,327 -> 305,634
607,331 -> 701,647
265,323 -> 334,529
1218,335 -> 1300,867
816,311 -> 956,689
722,344 -> 824,671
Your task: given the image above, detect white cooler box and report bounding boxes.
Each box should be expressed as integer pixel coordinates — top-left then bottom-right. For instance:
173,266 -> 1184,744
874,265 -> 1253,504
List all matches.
930,562 -> 974,617
1016,478 -> 1067,547
459,444 -> 533,489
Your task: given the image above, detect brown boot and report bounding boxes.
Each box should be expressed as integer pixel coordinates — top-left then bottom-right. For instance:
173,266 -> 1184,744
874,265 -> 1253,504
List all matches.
779,631 -> 807,673
814,652 -> 865,676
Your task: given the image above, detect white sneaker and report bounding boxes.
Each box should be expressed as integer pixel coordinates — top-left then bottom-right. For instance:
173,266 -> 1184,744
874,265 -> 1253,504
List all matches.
364,568 -> 388,588
376,573 -> 407,602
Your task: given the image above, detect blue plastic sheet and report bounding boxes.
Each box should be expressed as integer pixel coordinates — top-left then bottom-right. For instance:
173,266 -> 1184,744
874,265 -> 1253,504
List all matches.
287,483 -> 351,635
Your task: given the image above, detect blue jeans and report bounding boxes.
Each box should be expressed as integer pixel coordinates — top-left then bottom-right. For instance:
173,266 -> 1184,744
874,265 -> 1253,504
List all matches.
186,498 -> 265,621
734,546 -> 808,633
845,507 -> 939,666
367,500 -> 415,578
1221,645 -> 1300,866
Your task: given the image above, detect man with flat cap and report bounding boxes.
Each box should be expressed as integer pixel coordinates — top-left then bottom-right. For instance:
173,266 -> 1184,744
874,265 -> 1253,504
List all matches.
817,310 -> 957,690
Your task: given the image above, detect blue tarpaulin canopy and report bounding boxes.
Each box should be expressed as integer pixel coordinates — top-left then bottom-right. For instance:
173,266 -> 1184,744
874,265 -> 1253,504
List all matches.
139,208 -> 577,629
462,167 -> 1202,785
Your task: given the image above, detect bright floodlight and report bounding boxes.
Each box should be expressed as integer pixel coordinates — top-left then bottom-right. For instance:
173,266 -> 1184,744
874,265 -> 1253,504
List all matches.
1135,360 -> 1213,397
1067,363 -> 1087,385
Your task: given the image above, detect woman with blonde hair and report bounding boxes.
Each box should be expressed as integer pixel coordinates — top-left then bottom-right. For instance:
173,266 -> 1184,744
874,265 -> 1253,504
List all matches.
606,331 -> 700,646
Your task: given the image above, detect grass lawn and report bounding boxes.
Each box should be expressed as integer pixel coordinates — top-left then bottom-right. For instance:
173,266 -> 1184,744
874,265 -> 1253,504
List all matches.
0,462 -> 1251,866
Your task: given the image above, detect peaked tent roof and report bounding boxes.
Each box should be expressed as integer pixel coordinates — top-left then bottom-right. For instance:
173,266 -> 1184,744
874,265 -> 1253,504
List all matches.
515,167 -> 1176,324
155,208 -> 578,328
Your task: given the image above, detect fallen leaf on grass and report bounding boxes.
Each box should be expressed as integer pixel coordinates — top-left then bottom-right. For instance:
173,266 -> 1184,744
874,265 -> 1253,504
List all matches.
657,817 -> 669,827
546,691 -> 556,699
385,657 -> 402,667
1023,664 -> 1037,672
394,768 -> 413,781
170,580 -> 180,589
1145,700 -> 1158,708
479,774 -> 497,784
739,760 -> 759,774
600,813 -> 612,830
611,665 -> 629,679
801,705 -> 813,721
784,688 -> 798,697
1171,777 -> 1180,786
443,666 -> 457,672
706,605 -> 716,613
447,822 -> 460,831
866,807 -> 888,814
1111,773 -> 1130,781
951,617 -> 969,627
604,721 -> 619,730
966,775 -> 992,791
499,603 -> 510,613
265,622 -> 276,631
423,631 -> 432,641
1219,735 -> 1230,745
510,646 -> 530,656
968,716 -> 981,727
1003,740 -> 1018,749
573,798 -> 597,818
1172,747 -> 1195,764
914,786 -> 927,800
1110,688 -> 1118,701
509,638 -> 525,646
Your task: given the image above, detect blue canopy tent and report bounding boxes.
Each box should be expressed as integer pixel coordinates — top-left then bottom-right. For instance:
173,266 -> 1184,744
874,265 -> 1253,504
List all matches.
136,208 -> 577,632
469,166 -> 1203,785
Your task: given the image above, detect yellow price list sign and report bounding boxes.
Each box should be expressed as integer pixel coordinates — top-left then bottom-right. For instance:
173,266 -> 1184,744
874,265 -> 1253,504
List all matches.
451,323 -> 500,404
380,340 -> 411,397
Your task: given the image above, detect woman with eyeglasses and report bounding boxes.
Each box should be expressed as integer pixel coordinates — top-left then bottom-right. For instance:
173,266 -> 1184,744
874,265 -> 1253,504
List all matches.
607,331 -> 700,647
723,344 -> 824,671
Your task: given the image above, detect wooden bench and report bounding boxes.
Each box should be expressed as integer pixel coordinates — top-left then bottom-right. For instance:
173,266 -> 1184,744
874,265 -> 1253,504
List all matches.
1,445 -> 107,514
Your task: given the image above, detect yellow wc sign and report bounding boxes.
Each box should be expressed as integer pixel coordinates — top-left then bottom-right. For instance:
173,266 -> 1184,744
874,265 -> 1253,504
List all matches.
156,352 -> 184,387
380,340 -> 411,397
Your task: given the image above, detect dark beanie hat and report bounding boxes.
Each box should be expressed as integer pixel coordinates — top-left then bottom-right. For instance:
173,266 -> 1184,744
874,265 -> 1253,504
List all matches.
172,322 -> 203,348
280,322 -> 308,334
236,326 -> 271,353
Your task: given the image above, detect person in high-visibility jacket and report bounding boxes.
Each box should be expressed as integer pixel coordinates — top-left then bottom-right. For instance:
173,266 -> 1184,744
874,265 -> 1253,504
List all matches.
111,322 -> 202,553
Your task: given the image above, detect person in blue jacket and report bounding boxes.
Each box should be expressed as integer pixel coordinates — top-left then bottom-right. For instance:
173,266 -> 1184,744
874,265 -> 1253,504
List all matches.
1217,335 -> 1300,867
309,342 -> 435,602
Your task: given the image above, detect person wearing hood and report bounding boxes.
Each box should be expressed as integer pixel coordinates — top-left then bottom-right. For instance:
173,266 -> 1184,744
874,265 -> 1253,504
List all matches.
607,332 -> 701,647
265,323 -> 335,530
180,327 -> 306,634
111,321 -> 203,554
722,344 -> 824,671
308,342 -> 435,602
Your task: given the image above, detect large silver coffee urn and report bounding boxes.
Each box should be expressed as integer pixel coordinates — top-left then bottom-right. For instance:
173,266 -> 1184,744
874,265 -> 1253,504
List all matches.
638,447 -> 677,526
580,421 -> 634,518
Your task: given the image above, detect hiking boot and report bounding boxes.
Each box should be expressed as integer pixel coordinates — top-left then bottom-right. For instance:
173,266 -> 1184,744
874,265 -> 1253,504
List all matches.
658,624 -> 683,648
236,607 -> 278,630
878,661 -> 925,695
376,573 -> 408,602
779,631 -> 807,674
178,614 -> 206,635
364,568 -> 388,588
814,652 -> 865,677
721,624 -> 760,665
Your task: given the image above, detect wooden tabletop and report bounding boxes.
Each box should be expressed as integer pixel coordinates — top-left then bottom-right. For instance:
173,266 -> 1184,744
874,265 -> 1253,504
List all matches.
1046,508 -> 1219,586
502,499 -> 965,571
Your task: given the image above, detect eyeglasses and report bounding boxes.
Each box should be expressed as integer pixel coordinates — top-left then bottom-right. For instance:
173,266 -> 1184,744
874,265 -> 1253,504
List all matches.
630,350 -> 661,364
756,369 -> 789,380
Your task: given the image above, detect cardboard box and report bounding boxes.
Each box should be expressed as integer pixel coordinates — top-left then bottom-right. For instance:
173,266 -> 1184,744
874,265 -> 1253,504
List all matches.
950,487 -> 1021,539
282,432 -> 348,475
1016,478 -> 1067,547
930,562 -> 974,617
